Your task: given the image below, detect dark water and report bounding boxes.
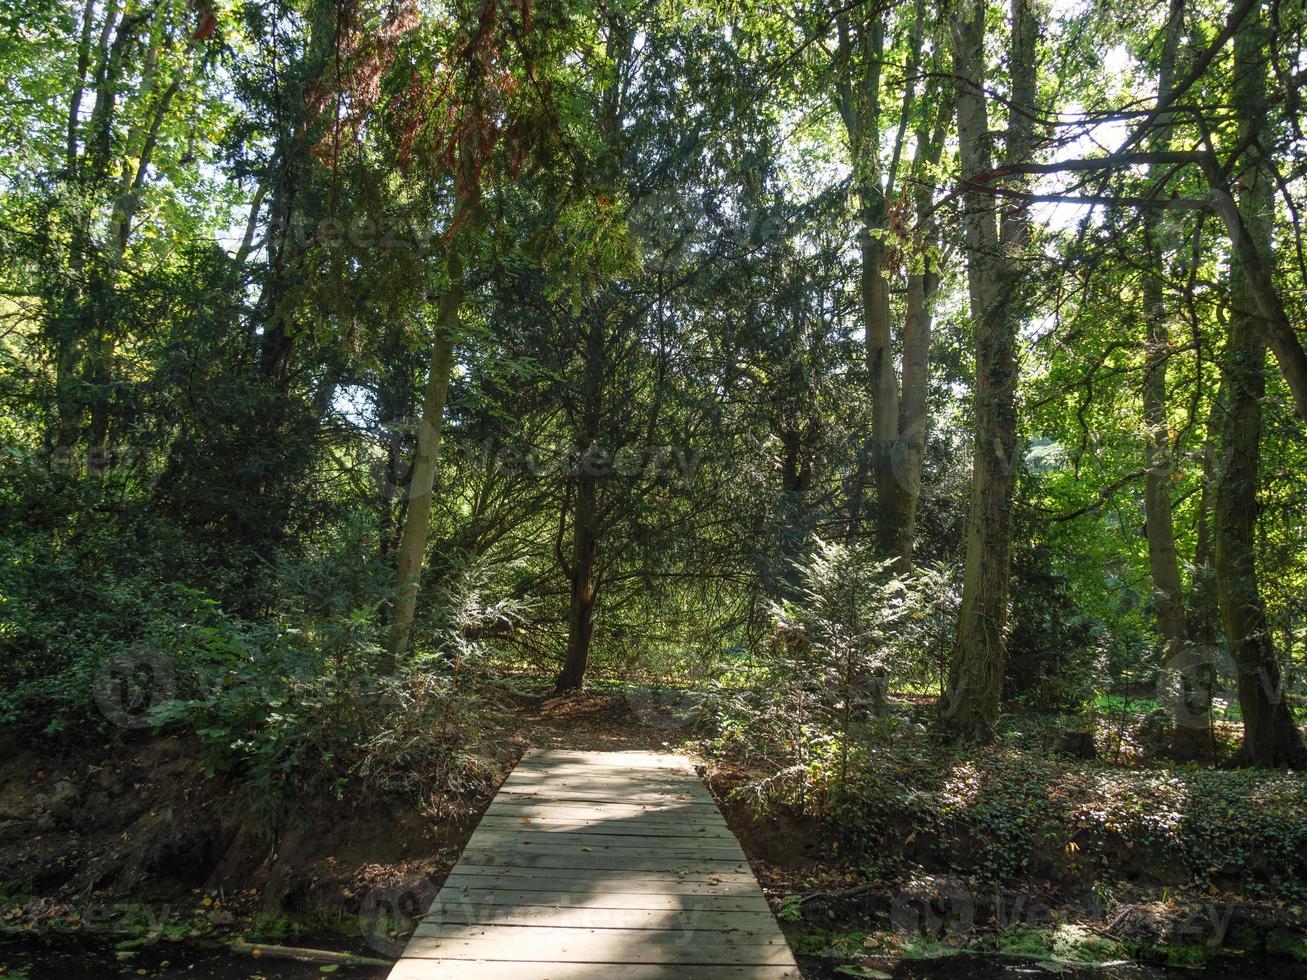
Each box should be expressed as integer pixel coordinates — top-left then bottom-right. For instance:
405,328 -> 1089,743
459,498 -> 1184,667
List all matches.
2,936 -> 1301,979
0,933 -> 390,979
792,953 -> 1302,979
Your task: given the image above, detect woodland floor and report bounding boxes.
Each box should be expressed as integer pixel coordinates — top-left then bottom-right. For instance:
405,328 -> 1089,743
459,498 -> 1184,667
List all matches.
1,682 -> 1304,979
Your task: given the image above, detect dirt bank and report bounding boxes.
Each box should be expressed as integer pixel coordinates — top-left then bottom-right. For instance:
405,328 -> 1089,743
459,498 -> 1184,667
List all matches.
2,686 -> 1304,976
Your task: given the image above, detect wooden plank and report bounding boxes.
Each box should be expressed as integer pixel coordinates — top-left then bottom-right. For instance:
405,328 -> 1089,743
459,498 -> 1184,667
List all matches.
488,794 -> 716,810
403,926 -> 796,964
497,777 -> 713,795
422,905 -> 781,931
496,771 -> 713,793
464,829 -> 745,854
511,751 -> 696,771
481,808 -> 721,826
461,843 -> 746,863
491,795 -> 718,810
456,851 -> 752,873
494,778 -> 711,794
426,888 -> 772,912
387,749 -> 797,979
471,823 -> 739,843
444,866 -> 759,884
480,800 -> 727,818
390,960 -> 801,979
484,795 -> 714,812
441,872 -> 764,893
475,814 -> 736,838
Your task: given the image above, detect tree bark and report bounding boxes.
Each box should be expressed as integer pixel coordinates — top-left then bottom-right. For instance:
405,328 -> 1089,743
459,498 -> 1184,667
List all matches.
1180,398 -> 1221,758
387,260 -> 462,664
376,313 -> 412,563
552,17 -> 632,693
1204,182 -> 1307,421
555,308 -> 606,694
1140,0 -> 1210,748
865,226 -> 902,555
943,0 -> 1034,741
830,10 -> 905,550
895,265 -> 931,564
556,468 -> 598,693
1214,0 -> 1305,768
893,88 -> 949,567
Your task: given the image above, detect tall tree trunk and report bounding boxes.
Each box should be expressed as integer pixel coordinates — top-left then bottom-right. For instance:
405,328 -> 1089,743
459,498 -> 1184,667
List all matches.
830,10 -> 899,546
1214,0 -> 1306,768
896,259 -> 934,566
556,470 -> 598,693
1140,0 -> 1210,749
865,226 -> 902,554
1202,176 -> 1307,421
552,17 -> 631,693
555,310 -> 606,693
894,90 -> 949,567
376,314 -> 411,562
1189,398 -> 1221,649
1181,398 -> 1221,757
387,255 -> 462,664
943,0 -> 1034,741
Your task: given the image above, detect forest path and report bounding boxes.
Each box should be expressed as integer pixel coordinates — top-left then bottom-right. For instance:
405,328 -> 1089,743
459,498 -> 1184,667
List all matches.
387,748 -> 800,978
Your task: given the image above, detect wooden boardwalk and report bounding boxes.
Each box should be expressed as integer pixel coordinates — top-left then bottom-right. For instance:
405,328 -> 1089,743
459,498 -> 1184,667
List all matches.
388,749 -> 801,979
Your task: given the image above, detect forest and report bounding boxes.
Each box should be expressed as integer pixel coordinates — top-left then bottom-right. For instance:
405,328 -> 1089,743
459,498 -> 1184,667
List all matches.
2,0 -> 1307,975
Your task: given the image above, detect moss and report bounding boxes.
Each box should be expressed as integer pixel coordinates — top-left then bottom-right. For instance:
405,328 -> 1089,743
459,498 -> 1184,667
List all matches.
247,911 -> 294,940
1126,940 -> 1220,969
897,935 -> 953,959
1049,923 -> 1127,962
781,925 -> 870,958
991,925 -> 1126,964
1266,931 -> 1307,961
993,927 -> 1051,957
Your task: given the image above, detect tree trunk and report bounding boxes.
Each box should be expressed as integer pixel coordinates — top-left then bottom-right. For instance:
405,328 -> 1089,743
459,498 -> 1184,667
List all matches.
1214,305 -> 1304,767
556,470 -> 598,693
387,264 -> 462,664
943,0 -> 1034,741
376,315 -> 411,563
1214,0 -> 1305,768
864,225 -> 902,555
894,92 -> 948,567
555,309 -> 606,694
1188,399 -> 1221,679
1140,0 -> 1210,749
830,11 -> 898,547
1204,183 -> 1307,422
895,261 -> 934,566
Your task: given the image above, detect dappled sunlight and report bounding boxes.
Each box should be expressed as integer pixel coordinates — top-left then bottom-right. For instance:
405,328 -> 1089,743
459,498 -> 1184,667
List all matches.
4,0 -> 1307,973
387,750 -> 798,975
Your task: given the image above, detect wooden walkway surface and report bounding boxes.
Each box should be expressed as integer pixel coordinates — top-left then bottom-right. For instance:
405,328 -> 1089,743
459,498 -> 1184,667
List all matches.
388,749 -> 801,979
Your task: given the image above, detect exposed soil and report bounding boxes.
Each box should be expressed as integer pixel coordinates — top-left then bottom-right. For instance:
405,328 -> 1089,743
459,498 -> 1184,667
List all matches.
508,687 -> 681,751
0,683 -> 692,938
1,685 -> 1304,979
